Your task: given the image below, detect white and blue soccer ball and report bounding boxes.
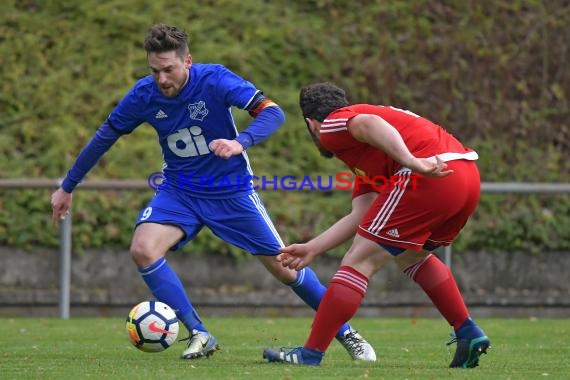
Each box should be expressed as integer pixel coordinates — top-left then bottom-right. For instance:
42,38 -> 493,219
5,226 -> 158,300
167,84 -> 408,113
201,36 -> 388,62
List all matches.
126,300 -> 179,352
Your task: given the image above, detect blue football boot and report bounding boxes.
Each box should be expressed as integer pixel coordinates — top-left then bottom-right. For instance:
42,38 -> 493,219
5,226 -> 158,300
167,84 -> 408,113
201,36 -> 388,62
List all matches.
263,346 -> 324,366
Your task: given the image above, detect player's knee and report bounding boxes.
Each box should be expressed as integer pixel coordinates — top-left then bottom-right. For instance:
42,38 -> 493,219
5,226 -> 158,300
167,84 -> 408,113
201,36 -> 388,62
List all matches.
130,240 -> 158,267
394,250 -> 429,270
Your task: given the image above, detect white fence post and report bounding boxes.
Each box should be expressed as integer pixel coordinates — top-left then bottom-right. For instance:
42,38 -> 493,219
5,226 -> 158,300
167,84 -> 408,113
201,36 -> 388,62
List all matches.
59,213 -> 72,319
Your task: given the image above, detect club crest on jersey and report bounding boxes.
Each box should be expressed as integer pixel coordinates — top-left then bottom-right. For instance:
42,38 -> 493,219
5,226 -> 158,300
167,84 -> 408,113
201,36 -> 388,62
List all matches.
188,101 -> 209,121
354,168 -> 366,176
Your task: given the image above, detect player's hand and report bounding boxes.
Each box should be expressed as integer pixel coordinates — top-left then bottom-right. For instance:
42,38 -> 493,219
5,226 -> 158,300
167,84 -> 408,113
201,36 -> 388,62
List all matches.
278,244 -> 319,271
209,139 -> 244,159
51,188 -> 72,225
410,156 -> 454,177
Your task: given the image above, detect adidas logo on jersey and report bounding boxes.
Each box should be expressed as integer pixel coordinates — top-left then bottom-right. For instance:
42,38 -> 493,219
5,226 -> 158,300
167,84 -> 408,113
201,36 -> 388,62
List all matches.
155,109 -> 168,119
386,228 -> 400,238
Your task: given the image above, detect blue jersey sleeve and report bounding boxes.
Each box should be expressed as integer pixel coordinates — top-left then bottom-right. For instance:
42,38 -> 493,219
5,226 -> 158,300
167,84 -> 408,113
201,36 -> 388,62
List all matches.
61,120 -> 123,192
108,84 -> 148,133
235,104 -> 285,149
61,85 -> 146,192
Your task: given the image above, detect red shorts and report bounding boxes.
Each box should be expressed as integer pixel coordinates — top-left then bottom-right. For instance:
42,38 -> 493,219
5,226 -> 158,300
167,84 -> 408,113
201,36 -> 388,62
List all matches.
357,160 -> 480,251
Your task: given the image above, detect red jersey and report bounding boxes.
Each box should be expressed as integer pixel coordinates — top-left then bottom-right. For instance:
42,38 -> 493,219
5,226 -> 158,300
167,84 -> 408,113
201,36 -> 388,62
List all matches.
320,104 -> 477,181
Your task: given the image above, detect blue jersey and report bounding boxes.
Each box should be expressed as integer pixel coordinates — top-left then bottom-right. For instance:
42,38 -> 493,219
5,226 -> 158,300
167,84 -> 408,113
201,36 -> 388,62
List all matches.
61,63 -> 284,197
109,63 -> 260,198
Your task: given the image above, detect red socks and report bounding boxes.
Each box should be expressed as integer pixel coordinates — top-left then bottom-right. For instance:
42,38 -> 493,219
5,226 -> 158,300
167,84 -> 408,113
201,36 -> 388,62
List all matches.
303,254 -> 468,353
404,254 -> 469,330
305,266 -> 368,352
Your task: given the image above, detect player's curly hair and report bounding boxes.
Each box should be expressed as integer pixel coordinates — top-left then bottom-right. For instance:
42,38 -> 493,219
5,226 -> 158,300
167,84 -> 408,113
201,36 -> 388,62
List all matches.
299,83 -> 349,122
144,24 -> 189,58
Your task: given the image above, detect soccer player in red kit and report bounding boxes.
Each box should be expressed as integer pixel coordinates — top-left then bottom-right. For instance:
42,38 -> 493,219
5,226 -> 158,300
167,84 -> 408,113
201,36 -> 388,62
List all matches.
263,83 -> 490,368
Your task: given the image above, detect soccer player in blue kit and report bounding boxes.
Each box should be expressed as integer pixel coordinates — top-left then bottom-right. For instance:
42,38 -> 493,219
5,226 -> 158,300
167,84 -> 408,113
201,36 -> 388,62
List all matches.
50,24 -> 376,361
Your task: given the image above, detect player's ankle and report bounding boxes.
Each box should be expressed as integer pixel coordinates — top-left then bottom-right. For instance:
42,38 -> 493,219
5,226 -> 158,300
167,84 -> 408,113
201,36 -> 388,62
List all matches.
455,317 -> 485,340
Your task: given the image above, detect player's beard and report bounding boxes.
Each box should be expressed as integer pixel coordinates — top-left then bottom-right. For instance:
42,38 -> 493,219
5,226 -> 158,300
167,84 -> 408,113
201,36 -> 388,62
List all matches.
159,71 -> 189,98
160,82 -> 182,98
305,121 -> 333,159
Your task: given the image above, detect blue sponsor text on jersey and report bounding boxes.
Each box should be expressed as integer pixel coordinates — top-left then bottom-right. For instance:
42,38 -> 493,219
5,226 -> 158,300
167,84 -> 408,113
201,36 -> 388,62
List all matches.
148,173 -> 336,191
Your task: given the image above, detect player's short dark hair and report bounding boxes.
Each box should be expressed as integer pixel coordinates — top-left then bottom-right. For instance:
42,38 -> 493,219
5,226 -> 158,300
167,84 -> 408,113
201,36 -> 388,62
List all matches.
144,24 -> 189,58
299,83 -> 349,122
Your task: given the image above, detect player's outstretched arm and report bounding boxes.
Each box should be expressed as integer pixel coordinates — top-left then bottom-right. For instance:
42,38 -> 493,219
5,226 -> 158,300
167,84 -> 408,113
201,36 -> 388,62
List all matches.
278,192 -> 376,270
348,114 -> 453,177
51,121 -> 123,225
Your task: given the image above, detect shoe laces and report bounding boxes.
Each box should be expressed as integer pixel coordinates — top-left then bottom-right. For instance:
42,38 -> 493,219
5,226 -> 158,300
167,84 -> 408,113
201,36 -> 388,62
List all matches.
446,333 -> 457,346
179,330 -> 205,346
343,331 -> 365,356
279,346 -> 300,354
179,335 -> 193,347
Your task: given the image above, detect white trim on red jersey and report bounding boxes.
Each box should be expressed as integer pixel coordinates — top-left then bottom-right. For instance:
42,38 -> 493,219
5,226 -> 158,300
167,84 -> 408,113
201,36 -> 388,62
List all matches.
321,118 -> 349,133
367,171 -> 412,235
425,151 -> 479,162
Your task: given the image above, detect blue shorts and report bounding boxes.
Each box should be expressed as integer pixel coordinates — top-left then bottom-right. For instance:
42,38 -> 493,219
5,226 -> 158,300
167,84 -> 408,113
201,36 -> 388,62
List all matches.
135,188 -> 284,254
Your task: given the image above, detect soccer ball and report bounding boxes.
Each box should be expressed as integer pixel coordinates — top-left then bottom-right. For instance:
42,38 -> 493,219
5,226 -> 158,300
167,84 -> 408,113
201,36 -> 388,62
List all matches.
126,300 -> 179,352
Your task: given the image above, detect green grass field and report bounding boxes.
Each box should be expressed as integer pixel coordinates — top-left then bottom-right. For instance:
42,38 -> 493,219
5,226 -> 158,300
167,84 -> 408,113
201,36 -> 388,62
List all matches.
1,317 -> 568,379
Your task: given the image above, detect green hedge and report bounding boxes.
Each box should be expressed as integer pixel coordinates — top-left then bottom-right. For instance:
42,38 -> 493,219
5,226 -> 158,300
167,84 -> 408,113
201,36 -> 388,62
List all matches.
1,0 -> 568,255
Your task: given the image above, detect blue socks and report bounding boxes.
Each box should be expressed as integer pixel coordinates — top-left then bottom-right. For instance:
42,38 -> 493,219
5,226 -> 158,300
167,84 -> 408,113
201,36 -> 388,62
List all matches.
455,317 -> 486,340
139,257 -> 206,333
289,267 -> 351,337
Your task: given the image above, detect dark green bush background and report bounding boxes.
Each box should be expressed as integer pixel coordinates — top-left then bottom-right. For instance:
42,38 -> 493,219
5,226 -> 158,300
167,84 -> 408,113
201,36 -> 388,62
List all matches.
1,0 -> 568,256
